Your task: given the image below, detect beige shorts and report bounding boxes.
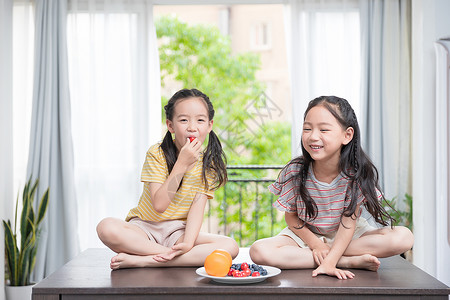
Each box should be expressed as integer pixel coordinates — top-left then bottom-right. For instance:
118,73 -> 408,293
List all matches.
278,217 -> 375,248
128,218 -> 186,248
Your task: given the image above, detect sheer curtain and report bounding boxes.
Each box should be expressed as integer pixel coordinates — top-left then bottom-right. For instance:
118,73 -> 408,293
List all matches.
286,0 -> 361,156
359,0 -> 411,204
67,0 -> 161,250
27,0 -> 79,281
12,0 -> 34,197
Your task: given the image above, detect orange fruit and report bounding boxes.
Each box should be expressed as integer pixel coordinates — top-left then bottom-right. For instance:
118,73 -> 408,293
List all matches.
211,249 -> 232,266
204,249 -> 233,277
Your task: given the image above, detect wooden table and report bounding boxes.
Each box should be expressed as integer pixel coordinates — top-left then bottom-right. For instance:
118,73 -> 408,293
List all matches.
32,248 -> 450,299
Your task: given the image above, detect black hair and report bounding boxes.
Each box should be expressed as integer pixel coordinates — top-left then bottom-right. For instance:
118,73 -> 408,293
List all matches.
283,96 -> 394,227
160,88 -> 227,190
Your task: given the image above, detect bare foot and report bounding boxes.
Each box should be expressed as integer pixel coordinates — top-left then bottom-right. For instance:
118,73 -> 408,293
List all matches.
338,254 -> 380,271
110,253 -> 156,270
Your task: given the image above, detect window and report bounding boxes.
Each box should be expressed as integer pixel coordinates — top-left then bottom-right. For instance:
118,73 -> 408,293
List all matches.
250,22 -> 271,50
12,0 -> 34,196
154,4 -> 290,124
67,0 -> 160,250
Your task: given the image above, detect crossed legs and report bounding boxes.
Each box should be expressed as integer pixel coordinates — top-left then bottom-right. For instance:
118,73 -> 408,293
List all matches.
97,217 -> 239,269
249,226 -> 413,271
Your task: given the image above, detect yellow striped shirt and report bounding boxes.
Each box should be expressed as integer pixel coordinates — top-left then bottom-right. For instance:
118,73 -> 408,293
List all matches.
126,143 -> 215,222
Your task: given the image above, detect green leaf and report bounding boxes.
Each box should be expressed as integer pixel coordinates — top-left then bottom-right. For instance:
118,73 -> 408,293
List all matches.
23,176 -> 31,202
18,221 -> 35,286
29,178 -> 39,203
20,191 -> 32,250
3,220 -> 19,285
36,188 -> 49,226
29,230 -> 40,278
14,192 -> 19,235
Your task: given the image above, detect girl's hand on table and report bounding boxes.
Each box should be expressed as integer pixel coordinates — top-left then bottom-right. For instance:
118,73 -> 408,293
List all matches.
312,263 -> 355,280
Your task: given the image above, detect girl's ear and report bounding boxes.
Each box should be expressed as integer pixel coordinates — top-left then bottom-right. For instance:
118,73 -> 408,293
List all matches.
207,119 -> 214,134
343,127 -> 354,145
166,119 -> 174,134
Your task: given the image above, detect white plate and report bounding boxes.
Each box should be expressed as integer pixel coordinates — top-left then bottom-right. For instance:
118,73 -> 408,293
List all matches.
196,265 -> 281,284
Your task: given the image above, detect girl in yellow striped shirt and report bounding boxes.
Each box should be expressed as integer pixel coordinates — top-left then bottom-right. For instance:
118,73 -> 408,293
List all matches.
97,89 -> 239,269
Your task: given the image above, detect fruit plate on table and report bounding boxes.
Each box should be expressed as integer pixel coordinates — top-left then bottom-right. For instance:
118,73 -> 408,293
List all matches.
195,266 -> 281,284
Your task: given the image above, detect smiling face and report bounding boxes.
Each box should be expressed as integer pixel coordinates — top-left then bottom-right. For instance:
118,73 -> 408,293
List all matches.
302,105 -> 354,166
166,97 -> 213,151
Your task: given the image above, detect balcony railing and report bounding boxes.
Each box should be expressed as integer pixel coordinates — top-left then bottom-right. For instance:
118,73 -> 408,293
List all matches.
206,165 -> 284,247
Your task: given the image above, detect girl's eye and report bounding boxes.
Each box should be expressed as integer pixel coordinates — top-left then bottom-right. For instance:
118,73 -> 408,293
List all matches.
198,119 -> 205,122
320,129 -> 330,132
303,128 -> 311,131
180,119 -> 188,123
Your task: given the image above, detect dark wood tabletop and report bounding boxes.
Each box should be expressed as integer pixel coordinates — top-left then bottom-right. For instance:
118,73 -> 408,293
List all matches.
32,248 -> 450,300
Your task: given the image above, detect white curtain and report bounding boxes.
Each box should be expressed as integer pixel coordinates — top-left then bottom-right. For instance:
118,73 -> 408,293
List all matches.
67,0 -> 161,250
359,0 -> 411,204
286,0 -> 361,157
27,0 -> 80,281
12,0 -> 34,197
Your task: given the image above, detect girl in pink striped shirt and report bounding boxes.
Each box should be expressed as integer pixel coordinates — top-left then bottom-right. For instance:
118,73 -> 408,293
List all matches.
250,96 -> 414,279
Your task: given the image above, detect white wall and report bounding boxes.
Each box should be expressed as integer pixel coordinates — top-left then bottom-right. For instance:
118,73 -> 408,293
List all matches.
0,0 -> 13,298
412,0 -> 450,285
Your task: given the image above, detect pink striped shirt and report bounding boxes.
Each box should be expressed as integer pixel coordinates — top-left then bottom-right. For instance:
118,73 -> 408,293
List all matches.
270,162 -> 381,234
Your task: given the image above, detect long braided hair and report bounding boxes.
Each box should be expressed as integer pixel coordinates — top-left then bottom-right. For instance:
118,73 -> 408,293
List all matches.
160,88 -> 227,190
284,96 -> 393,226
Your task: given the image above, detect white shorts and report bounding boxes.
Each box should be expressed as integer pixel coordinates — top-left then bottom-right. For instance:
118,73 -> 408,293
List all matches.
128,218 -> 186,248
278,217 -> 376,248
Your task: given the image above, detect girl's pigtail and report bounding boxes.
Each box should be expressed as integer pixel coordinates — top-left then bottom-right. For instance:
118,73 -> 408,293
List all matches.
363,161 -> 396,227
353,134 -> 359,173
340,149 -> 358,228
346,134 -> 359,220
290,157 -> 316,229
160,131 -> 178,174
300,159 -> 317,221
203,130 -> 227,190
346,131 -> 394,227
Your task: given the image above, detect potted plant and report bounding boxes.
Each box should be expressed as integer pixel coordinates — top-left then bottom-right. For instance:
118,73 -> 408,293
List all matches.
3,177 -> 49,300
